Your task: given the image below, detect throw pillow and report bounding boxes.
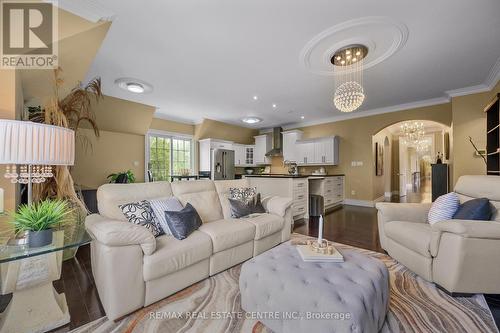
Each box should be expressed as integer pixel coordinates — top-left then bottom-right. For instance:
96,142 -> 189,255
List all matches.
149,197 -> 184,236
228,193 -> 266,218
164,203 -> 202,240
119,200 -> 163,237
453,198 -> 492,220
428,192 -> 460,225
229,187 -> 257,203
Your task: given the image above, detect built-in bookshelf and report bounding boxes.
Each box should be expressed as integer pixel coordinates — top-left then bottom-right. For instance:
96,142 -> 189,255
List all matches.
486,93 -> 500,175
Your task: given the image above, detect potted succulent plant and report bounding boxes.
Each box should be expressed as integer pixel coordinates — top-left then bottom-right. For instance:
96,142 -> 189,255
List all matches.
10,200 -> 71,247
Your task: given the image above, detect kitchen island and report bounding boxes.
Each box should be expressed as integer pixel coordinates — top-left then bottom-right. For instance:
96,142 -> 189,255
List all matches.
245,174 -> 345,223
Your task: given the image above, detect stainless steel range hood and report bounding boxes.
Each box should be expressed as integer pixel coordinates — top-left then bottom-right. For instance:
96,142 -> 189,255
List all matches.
265,127 -> 283,157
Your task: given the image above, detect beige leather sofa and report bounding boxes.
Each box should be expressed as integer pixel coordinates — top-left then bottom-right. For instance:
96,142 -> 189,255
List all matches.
376,175 -> 500,294
85,179 -> 292,320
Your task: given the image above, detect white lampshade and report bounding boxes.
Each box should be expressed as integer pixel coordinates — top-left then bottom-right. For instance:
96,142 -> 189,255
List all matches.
0,120 -> 75,166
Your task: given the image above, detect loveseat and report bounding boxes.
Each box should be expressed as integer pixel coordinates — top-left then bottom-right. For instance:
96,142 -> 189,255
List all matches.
85,179 -> 292,320
376,175 -> 500,294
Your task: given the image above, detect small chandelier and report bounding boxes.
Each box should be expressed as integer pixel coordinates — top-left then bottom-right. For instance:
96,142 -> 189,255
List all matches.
332,44 -> 367,113
401,121 -> 425,145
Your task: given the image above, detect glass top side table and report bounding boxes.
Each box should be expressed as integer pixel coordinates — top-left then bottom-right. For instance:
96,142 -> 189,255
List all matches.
0,224 -> 91,333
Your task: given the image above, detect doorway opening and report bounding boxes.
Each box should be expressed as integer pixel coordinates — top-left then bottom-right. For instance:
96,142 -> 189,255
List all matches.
373,120 -> 451,204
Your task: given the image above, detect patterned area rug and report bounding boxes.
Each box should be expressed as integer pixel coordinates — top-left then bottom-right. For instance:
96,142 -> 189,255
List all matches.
72,234 -> 498,333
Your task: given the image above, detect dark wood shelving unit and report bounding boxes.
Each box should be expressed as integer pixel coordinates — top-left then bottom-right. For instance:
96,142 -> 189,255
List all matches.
486,93 -> 500,175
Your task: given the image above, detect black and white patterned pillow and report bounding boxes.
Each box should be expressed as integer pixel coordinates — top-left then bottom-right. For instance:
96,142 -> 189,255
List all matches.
119,200 -> 163,237
229,187 -> 257,203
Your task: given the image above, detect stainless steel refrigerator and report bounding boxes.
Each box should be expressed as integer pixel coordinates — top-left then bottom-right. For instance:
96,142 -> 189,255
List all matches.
211,149 -> 235,180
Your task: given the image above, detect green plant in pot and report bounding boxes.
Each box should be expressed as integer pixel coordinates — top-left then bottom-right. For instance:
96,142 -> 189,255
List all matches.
10,200 -> 71,248
107,170 -> 136,184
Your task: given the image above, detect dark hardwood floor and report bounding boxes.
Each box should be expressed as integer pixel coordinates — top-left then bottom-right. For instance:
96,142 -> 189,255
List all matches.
4,193 -> 498,331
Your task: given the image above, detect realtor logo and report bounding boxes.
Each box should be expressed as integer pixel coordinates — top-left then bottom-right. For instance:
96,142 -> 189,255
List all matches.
1,0 -> 58,68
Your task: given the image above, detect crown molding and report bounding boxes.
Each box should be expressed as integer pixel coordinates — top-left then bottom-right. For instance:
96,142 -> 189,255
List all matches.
50,0 -> 116,22
446,55 -> 500,97
282,96 -> 450,130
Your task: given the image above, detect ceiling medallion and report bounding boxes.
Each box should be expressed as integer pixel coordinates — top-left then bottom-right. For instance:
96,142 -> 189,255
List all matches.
332,44 -> 367,112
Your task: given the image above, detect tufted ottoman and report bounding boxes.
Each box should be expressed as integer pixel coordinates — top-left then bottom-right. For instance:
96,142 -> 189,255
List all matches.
239,242 -> 389,333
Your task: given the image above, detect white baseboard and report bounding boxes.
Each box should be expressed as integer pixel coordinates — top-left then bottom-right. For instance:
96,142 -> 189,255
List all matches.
384,192 -> 392,198
344,196 -> 386,208
344,199 -> 376,207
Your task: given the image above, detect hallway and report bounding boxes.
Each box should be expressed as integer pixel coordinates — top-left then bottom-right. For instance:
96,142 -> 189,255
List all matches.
392,176 -> 431,203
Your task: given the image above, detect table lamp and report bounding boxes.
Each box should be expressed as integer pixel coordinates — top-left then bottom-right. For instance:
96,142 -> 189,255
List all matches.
0,119 -> 75,204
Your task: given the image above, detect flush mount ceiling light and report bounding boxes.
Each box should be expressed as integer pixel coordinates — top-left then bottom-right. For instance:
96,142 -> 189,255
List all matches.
241,117 -> 262,124
332,44 -> 367,112
115,78 -> 153,94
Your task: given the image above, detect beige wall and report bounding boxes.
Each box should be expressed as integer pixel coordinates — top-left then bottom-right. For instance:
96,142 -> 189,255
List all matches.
150,118 -> 194,135
72,128 -> 145,189
451,81 -> 500,185
290,103 -> 452,201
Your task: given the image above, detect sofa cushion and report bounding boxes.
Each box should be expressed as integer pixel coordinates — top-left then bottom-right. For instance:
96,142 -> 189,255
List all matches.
198,219 -> 255,253
453,198 -> 492,221
97,182 -> 173,221
171,180 -> 223,223
428,192 -> 460,225
243,213 -> 284,240
143,230 -> 212,281
164,203 -> 202,240
214,179 -> 250,219
228,193 -> 266,218
149,196 -> 184,236
385,221 -> 433,257
119,200 -> 163,237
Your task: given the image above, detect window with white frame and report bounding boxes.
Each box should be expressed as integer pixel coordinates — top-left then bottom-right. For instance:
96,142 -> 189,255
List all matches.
146,131 -> 193,181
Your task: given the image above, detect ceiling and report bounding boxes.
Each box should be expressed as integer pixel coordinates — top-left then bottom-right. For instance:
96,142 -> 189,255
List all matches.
80,0 -> 500,129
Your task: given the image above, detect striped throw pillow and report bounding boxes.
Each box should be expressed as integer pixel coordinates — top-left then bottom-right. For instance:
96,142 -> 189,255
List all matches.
428,192 -> 460,225
149,197 -> 184,236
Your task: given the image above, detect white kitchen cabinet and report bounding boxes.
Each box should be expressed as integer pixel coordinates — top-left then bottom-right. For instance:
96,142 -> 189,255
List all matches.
282,130 -> 303,162
234,144 -> 255,166
253,134 -> 272,165
296,140 -> 315,165
233,144 -> 246,166
199,138 -> 233,172
244,146 -> 255,165
296,136 -> 339,165
309,176 -> 344,208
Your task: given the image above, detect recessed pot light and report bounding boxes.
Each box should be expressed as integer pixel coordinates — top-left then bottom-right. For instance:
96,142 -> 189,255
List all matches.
300,116 -> 305,120
272,104 -> 277,108
115,78 -> 153,94
126,83 -> 144,93
241,117 -> 262,124
253,95 -> 259,100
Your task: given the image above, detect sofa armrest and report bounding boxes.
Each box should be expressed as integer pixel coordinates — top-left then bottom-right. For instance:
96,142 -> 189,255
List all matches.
376,202 -> 431,224
431,220 -> 500,239
85,214 -> 156,255
261,196 -> 293,217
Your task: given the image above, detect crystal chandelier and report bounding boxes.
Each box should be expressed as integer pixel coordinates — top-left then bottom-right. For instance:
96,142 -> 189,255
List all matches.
4,165 -> 53,184
332,44 -> 367,112
400,121 -> 425,145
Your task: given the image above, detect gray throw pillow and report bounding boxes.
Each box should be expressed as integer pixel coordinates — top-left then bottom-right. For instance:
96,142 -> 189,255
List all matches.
149,197 -> 184,236
164,203 -> 202,240
228,193 -> 266,218
119,200 -> 163,237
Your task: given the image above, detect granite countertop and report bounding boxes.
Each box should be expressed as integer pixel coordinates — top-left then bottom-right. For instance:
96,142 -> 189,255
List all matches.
244,174 -> 344,178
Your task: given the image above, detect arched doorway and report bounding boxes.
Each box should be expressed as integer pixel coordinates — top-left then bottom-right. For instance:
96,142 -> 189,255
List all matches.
373,120 -> 451,203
